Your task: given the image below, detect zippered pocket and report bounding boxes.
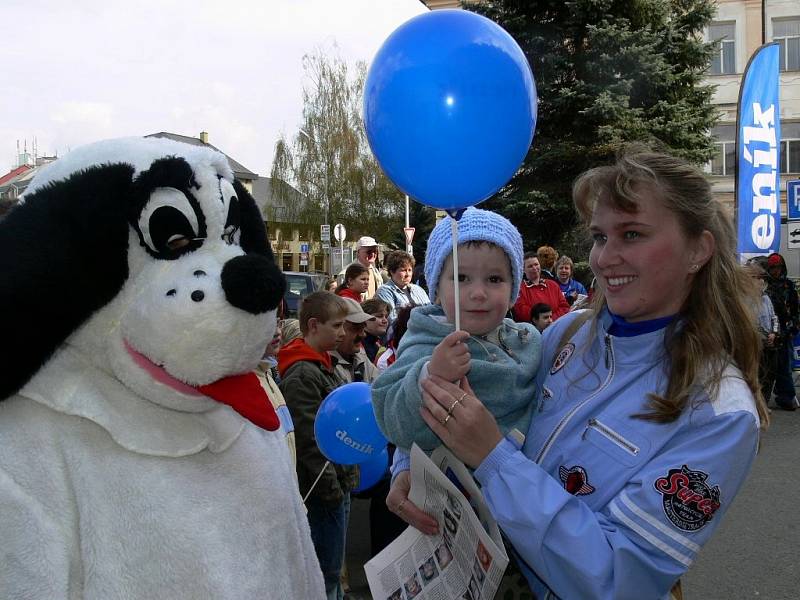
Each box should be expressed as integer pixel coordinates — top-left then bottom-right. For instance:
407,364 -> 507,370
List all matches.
584,418 -> 640,455
581,417 -> 644,467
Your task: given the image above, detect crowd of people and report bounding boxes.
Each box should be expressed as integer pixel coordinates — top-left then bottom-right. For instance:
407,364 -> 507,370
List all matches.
262,150 -> 793,600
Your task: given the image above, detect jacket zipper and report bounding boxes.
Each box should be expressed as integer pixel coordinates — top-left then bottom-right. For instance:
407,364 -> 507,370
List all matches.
583,418 -> 640,456
534,335 -> 615,464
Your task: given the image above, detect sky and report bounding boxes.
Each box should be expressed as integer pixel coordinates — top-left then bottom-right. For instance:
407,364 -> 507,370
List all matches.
1,0 -> 428,177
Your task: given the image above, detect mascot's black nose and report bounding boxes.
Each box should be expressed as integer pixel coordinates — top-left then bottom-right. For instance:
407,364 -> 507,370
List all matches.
220,255 -> 286,315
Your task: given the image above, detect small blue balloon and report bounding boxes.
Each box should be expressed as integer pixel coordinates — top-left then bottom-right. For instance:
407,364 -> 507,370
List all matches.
314,382 -> 388,465
352,446 -> 389,493
364,9 -> 537,211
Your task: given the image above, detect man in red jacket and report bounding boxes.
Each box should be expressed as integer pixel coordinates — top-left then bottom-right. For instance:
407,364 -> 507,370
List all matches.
512,251 -> 570,322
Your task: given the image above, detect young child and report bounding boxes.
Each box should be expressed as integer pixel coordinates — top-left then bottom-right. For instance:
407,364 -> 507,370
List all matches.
372,208 -> 542,452
336,263 -> 370,302
277,291 -> 356,600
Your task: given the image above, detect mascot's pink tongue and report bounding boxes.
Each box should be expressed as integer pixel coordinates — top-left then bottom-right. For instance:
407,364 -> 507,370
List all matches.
197,373 -> 280,432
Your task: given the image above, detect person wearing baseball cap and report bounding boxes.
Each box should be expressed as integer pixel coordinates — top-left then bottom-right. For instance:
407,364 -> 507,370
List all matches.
330,298 -> 380,385
339,236 -> 384,300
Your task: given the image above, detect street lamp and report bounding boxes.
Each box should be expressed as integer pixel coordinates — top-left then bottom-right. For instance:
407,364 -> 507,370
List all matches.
298,128 -> 331,273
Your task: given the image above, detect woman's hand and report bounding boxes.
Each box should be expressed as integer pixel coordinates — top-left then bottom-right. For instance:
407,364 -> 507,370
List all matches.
420,376 -> 503,469
386,471 -> 439,535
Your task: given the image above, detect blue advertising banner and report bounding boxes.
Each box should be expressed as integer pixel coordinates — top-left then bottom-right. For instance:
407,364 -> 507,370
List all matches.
735,43 -> 781,256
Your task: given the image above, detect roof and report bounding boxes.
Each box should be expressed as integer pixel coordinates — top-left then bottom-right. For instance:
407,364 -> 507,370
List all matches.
0,164 -> 33,187
145,132 -> 258,180
251,175 -> 309,223
0,165 -> 40,200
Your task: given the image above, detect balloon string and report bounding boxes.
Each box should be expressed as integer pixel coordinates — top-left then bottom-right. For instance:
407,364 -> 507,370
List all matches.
451,217 -> 460,332
303,460 -> 331,504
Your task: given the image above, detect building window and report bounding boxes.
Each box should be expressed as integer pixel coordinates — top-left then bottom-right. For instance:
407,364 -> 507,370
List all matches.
774,18 -> 800,72
781,140 -> 800,174
710,141 -> 736,175
709,22 -> 736,75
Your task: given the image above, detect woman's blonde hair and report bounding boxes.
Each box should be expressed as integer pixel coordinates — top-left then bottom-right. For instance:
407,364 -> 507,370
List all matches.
571,149 -> 768,428
554,255 -> 574,272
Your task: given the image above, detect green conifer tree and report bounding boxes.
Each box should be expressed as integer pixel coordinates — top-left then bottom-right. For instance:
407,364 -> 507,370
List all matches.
464,0 -> 719,256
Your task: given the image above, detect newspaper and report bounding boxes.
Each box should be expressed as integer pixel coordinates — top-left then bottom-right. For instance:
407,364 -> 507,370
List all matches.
365,444 -> 508,600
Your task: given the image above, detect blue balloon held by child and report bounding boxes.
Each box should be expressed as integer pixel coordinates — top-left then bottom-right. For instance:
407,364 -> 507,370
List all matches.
364,9 -> 537,211
352,446 -> 389,493
314,382 -> 388,465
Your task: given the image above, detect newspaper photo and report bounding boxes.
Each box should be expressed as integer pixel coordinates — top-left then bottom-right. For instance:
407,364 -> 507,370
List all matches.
365,444 -> 508,600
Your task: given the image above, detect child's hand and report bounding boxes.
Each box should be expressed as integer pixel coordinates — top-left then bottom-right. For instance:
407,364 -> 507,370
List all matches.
429,330 -> 471,382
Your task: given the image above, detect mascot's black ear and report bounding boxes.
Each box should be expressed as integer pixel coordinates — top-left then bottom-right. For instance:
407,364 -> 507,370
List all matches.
234,179 -> 275,261
0,163 -> 135,400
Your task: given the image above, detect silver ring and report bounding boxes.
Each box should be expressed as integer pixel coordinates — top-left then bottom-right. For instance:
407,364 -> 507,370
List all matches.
447,399 -> 461,414
441,413 -> 452,425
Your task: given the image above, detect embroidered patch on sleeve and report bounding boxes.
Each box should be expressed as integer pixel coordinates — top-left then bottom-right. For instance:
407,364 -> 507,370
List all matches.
654,465 -> 721,531
559,465 -> 595,496
550,343 -> 575,374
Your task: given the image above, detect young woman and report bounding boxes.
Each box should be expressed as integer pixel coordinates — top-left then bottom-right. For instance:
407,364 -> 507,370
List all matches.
361,297 -> 391,363
387,150 -> 768,600
336,263 -> 370,302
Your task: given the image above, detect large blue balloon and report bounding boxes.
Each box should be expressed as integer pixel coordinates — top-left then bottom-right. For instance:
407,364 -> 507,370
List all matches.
352,446 -> 389,493
364,9 -> 537,211
315,382 -> 387,465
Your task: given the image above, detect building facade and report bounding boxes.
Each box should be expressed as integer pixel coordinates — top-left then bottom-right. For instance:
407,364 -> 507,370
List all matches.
705,0 -> 800,215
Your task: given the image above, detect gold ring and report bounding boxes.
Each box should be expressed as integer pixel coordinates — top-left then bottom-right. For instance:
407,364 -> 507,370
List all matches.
447,398 -> 461,414
397,499 -> 407,515
458,392 -> 469,403
441,414 -> 451,425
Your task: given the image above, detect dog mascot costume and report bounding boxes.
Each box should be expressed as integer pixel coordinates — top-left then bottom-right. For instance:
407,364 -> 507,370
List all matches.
0,137 -> 325,599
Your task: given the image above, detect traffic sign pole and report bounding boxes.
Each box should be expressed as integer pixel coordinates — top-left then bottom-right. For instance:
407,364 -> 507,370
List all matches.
333,223 -> 346,275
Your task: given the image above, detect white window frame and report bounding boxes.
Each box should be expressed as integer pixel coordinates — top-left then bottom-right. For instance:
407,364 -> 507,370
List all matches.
708,22 -> 736,75
773,17 -> 800,72
709,141 -> 736,176
781,139 -> 800,174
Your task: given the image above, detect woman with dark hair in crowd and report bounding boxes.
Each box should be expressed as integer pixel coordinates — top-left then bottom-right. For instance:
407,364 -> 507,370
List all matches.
376,250 -> 430,323
336,263 -> 370,302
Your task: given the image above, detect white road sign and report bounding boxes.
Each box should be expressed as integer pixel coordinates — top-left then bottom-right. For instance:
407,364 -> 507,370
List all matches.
334,223 -> 346,243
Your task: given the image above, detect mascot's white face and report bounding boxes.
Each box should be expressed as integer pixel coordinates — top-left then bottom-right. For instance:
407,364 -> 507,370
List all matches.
16,137 -> 285,412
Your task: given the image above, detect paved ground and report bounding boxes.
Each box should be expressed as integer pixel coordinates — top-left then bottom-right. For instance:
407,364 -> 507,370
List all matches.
344,409 -> 800,599
683,408 -> 800,599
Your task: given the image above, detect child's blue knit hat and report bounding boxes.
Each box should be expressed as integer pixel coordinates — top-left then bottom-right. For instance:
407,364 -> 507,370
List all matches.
424,208 -> 523,304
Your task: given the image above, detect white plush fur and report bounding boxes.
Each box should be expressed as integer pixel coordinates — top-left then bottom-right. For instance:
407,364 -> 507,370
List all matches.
0,138 -> 325,599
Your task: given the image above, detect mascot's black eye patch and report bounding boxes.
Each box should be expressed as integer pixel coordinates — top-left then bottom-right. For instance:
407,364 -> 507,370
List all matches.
131,157 -> 207,259
220,177 -> 240,246
147,205 -> 199,255
135,187 -> 203,259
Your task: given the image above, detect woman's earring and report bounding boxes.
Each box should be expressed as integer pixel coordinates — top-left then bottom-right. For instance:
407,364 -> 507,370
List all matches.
690,264 -> 699,272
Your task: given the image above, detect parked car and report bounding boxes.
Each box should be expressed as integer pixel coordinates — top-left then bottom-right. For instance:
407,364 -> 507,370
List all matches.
283,271 -> 329,318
